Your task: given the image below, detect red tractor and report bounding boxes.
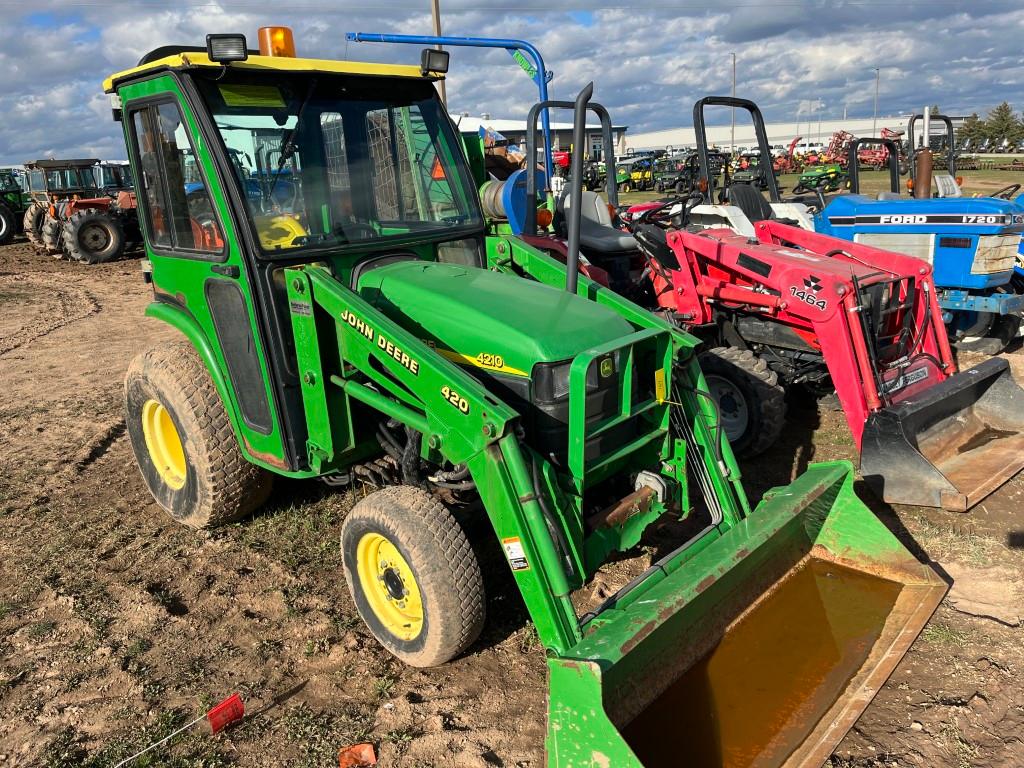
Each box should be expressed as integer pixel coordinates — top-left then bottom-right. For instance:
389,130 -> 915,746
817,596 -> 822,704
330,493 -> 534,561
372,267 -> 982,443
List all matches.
772,136 -> 802,174
632,202 -> 1024,510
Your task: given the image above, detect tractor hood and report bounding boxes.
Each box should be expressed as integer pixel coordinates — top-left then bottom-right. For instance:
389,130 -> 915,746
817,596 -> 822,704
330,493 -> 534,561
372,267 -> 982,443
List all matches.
818,194 -> 1024,235
355,260 -> 634,377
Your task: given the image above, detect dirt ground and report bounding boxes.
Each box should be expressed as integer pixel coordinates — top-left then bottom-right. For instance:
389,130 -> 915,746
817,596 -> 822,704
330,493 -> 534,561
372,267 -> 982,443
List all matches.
0,234 -> 1022,768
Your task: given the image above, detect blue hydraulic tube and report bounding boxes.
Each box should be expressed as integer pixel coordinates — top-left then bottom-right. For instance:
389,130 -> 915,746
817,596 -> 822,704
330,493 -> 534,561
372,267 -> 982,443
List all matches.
345,32 -> 555,181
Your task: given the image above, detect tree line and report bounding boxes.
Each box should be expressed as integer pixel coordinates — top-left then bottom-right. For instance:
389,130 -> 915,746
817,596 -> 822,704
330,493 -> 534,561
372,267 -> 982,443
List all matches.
955,103 -> 1023,149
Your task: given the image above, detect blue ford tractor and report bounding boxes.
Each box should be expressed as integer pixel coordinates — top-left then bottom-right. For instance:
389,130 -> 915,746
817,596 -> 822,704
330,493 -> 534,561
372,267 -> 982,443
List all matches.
813,114 -> 1024,353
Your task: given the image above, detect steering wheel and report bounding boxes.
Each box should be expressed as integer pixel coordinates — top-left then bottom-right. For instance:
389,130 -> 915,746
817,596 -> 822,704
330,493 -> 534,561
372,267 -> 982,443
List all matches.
993,184 -> 1021,200
635,192 -> 704,229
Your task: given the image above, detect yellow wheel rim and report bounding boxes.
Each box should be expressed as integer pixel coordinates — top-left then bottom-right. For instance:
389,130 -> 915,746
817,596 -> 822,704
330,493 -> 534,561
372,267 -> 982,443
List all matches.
355,533 -> 424,641
140,399 -> 187,490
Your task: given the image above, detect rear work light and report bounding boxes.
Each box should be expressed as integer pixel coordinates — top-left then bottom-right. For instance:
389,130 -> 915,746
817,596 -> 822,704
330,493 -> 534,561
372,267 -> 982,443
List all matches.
206,34 -> 248,63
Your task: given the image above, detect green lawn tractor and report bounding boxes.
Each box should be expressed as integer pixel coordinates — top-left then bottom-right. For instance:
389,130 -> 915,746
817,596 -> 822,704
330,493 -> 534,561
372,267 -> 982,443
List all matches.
107,29 -> 945,767
791,162 -> 846,194
22,158 -> 136,263
0,168 -> 29,245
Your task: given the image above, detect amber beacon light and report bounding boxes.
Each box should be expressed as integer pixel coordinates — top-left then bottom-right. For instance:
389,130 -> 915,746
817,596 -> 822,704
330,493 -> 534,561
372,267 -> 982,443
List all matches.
258,26 -> 297,57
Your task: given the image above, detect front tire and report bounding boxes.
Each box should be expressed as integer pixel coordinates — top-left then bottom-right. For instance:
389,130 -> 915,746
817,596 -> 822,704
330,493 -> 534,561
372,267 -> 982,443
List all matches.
124,341 -> 272,528
698,347 -> 787,457
0,203 -> 15,245
23,204 -> 45,247
41,215 -> 64,257
341,486 -> 485,667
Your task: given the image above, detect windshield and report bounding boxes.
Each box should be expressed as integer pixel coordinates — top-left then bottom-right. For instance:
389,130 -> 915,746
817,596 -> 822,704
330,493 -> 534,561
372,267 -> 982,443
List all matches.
98,164 -> 133,189
193,71 -> 482,254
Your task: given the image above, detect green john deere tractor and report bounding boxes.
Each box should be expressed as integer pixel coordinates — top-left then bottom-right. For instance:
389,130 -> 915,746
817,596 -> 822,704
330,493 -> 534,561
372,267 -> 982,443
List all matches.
791,162 -> 847,194
0,168 -> 29,245
107,28 -> 945,767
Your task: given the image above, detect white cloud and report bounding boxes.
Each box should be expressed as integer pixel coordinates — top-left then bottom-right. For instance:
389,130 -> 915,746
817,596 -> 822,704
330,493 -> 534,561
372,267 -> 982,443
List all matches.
0,1 -> 1022,163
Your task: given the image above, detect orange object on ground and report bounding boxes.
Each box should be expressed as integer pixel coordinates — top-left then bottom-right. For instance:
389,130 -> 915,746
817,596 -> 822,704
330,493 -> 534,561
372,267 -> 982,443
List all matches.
338,743 -> 377,768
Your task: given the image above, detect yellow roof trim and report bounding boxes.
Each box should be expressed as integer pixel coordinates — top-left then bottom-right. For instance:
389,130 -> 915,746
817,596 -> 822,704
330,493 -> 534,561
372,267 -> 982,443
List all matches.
103,51 -> 440,92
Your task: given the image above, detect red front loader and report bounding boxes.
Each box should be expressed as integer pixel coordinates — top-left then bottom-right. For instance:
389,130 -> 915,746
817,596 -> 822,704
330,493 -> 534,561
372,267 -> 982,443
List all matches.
636,214 -> 1024,510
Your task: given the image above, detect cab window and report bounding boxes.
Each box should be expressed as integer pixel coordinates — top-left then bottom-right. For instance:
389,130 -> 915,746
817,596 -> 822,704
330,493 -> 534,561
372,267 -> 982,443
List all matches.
129,101 -> 223,254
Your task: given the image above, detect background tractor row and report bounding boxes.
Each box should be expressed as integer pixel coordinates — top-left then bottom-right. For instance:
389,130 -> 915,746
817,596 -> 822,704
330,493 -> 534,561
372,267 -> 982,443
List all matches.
21,158 -> 139,263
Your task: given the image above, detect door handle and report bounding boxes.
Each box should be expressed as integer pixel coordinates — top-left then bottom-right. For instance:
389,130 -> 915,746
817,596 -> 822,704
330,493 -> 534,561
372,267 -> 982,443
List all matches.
211,264 -> 240,278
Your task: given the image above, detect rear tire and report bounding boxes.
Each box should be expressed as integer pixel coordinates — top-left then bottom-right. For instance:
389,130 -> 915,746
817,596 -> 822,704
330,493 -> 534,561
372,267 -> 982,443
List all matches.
698,347 -> 786,457
124,340 -> 273,529
62,209 -> 125,264
23,204 -> 45,247
341,486 -> 485,667
0,203 -> 15,245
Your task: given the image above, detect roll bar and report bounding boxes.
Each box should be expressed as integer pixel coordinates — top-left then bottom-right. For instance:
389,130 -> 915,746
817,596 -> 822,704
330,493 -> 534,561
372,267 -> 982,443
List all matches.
524,84 -> 613,294
847,138 -> 901,194
693,96 -> 781,203
908,113 -> 956,179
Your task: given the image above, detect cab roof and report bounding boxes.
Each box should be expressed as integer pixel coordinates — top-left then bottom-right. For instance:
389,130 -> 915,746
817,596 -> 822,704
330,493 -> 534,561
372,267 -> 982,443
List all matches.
26,159 -> 99,169
103,51 -> 441,93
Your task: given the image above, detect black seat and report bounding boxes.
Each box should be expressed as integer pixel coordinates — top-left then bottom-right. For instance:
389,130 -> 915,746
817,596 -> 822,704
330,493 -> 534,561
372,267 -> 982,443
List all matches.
632,223 -> 680,270
726,183 -> 775,223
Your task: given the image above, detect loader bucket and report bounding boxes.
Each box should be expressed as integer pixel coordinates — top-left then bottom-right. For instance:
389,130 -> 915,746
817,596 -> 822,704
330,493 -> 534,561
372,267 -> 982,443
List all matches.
861,357 -> 1024,510
546,461 -> 946,768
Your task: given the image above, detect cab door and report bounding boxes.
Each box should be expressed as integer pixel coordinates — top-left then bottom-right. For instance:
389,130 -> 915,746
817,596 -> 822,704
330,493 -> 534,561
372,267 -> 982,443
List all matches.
122,81 -> 290,471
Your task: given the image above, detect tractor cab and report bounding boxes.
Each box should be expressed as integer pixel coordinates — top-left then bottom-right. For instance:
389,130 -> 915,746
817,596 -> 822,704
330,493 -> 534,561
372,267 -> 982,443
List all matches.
23,158 -> 102,204
95,161 -> 134,196
0,168 -> 30,245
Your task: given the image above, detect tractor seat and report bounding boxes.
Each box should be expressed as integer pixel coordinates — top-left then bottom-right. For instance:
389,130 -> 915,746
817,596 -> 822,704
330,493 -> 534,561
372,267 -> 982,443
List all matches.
558,190 -> 639,254
632,223 -> 680,271
726,183 -> 775,223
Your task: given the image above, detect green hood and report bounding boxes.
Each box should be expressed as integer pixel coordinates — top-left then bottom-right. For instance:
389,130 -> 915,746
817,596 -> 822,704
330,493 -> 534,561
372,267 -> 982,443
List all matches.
356,261 -> 633,377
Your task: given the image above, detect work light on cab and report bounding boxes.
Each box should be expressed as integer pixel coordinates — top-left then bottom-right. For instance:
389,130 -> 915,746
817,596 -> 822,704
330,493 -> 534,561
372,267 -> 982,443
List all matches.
206,33 -> 248,63
420,47 -> 449,75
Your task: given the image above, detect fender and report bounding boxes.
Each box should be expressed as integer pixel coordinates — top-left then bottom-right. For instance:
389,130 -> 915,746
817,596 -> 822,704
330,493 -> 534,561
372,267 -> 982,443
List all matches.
144,300 -> 289,473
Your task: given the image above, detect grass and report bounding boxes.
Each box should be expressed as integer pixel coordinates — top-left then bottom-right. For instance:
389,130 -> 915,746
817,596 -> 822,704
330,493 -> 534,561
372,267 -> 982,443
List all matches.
26,620 -> 57,639
281,702 -> 375,768
43,709 -> 229,768
922,622 -> 971,648
939,719 -> 979,768
237,494 -> 349,578
906,515 -> 1004,567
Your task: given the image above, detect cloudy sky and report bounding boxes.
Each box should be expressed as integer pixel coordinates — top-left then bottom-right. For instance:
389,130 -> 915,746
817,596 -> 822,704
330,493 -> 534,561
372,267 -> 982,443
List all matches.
0,0 -> 1021,164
